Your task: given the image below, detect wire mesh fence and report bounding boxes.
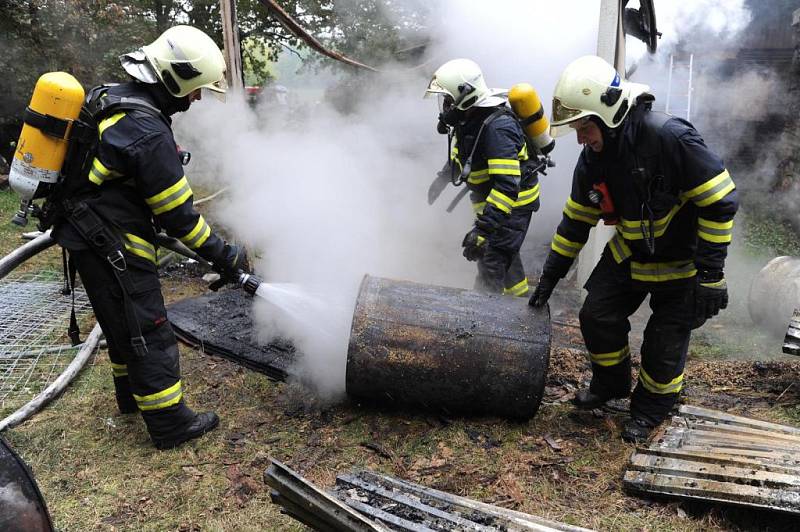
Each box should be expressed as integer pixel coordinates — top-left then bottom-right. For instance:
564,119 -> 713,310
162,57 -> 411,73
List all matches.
0,271 -> 99,418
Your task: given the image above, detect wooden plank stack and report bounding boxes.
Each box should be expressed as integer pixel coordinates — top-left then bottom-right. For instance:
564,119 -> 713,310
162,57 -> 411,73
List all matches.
624,405 -> 800,513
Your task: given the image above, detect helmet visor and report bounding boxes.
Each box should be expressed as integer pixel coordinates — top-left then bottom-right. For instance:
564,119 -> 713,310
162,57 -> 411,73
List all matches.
551,96 -> 584,126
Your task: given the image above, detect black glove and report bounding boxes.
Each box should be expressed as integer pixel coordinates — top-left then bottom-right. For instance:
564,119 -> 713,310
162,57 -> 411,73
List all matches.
461,228 -> 486,262
209,243 -> 250,291
693,270 -> 728,327
529,275 -> 559,307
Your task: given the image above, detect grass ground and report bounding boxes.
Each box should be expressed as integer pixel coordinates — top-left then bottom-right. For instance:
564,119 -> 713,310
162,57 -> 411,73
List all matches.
2,188 -> 800,530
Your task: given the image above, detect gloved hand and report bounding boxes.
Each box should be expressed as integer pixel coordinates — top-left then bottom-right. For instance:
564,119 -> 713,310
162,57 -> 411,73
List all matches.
694,270 -> 728,327
461,228 -> 486,262
209,243 -> 251,291
529,275 -> 559,307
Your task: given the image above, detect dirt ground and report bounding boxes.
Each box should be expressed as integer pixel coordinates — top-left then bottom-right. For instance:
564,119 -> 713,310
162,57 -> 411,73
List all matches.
2,187 -> 800,530
6,271 -> 800,531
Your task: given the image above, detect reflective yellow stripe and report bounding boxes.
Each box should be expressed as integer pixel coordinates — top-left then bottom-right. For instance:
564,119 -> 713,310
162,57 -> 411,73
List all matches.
639,367 -> 683,394
517,143 -> 529,161
503,277 -> 529,297
608,232 -> 632,263
98,112 -> 126,137
697,217 -> 734,244
564,197 -> 601,225
514,183 -> 540,207
630,260 -> 697,282
617,199 -> 687,240
486,189 -> 514,214
110,362 -> 128,378
551,233 -> 584,259
682,170 -> 735,207
88,157 -> 123,185
123,233 -> 157,264
180,216 -> 212,249
145,176 -> 193,215
467,169 -> 490,185
134,380 -> 183,411
487,158 -> 521,176
472,201 -> 486,215
590,345 -> 630,367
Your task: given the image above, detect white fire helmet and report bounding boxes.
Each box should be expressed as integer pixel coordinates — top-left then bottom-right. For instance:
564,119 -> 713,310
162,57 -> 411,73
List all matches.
424,58 -> 507,110
550,55 -> 650,137
120,25 -> 227,98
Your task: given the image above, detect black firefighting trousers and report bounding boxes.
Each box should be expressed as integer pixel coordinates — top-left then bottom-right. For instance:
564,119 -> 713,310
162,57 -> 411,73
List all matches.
579,253 -> 695,425
70,249 -> 196,440
476,209 -> 532,296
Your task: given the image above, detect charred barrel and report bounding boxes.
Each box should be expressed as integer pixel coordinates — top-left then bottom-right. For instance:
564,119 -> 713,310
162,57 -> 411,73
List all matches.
346,276 -> 550,420
0,436 -> 54,532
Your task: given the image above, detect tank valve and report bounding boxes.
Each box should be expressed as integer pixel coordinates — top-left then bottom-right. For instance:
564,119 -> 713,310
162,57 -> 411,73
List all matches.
11,200 -> 31,227
238,272 -> 262,297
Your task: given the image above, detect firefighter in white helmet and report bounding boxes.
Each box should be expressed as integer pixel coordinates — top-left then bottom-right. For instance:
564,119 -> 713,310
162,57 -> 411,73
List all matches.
425,59 -> 544,296
52,26 -> 250,450
530,56 -> 738,443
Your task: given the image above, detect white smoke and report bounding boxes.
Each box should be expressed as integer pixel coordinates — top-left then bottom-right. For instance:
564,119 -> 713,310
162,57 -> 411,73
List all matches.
625,0 -> 752,64
174,0 -> 772,399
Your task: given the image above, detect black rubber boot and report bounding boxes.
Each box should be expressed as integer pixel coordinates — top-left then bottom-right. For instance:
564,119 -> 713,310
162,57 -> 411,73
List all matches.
621,416 -> 656,444
153,412 -> 220,450
571,388 -> 626,409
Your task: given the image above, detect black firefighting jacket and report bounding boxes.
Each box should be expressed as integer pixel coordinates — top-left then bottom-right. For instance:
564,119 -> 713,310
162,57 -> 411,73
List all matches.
451,106 -> 540,236
542,100 -> 738,287
53,82 -> 226,267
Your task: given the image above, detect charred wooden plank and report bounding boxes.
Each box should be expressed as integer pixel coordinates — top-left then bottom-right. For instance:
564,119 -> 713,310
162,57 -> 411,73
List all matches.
264,460 -> 389,531
625,405 -> 800,514
334,469 -> 593,531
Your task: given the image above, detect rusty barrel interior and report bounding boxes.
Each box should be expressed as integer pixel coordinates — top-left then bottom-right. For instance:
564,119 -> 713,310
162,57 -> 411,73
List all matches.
346,275 -> 551,420
0,436 -> 53,532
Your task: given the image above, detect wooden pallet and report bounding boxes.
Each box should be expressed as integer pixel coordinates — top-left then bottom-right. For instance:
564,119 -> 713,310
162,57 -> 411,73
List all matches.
624,405 -> 800,513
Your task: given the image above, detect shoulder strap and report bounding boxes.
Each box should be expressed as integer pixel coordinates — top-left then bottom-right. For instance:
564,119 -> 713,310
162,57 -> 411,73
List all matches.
454,107 -> 513,185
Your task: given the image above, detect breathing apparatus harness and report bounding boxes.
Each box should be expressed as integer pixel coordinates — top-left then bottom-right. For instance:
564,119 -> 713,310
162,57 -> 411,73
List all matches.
35,86 -> 169,354
440,82 -> 552,189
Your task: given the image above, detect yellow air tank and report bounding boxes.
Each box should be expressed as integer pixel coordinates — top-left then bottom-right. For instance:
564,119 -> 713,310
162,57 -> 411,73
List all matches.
9,72 -> 85,205
508,83 -> 555,155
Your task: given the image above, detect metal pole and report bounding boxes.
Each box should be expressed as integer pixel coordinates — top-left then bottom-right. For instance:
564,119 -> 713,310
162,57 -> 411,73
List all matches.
220,0 -> 244,93
666,54 -> 674,114
687,53 -> 694,121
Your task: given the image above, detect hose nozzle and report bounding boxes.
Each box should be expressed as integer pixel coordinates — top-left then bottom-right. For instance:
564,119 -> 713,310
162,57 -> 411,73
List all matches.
238,272 -> 262,296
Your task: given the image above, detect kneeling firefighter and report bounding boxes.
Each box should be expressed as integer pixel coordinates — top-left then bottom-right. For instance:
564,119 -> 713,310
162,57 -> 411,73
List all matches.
10,26 -> 251,449
425,59 -> 554,296
529,56 -> 738,442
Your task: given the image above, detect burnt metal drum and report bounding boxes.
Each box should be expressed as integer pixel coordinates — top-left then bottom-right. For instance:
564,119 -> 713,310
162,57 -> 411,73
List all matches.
346,275 -> 551,420
0,436 -> 54,532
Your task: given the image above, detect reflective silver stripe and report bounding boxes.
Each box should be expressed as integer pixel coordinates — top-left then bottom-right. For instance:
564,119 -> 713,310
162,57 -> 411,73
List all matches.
590,345 -> 630,367
564,197 -> 600,225
146,176 -> 193,215
515,183 -> 540,207
630,261 -> 697,282
467,169 -> 490,184
684,171 -> 735,207
487,159 -> 521,175
697,218 -> 733,244
551,234 -> 583,258
486,189 -> 514,213
180,216 -> 212,249
122,233 -> 157,263
608,232 -> 632,263
639,367 -> 683,394
618,200 -> 687,240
